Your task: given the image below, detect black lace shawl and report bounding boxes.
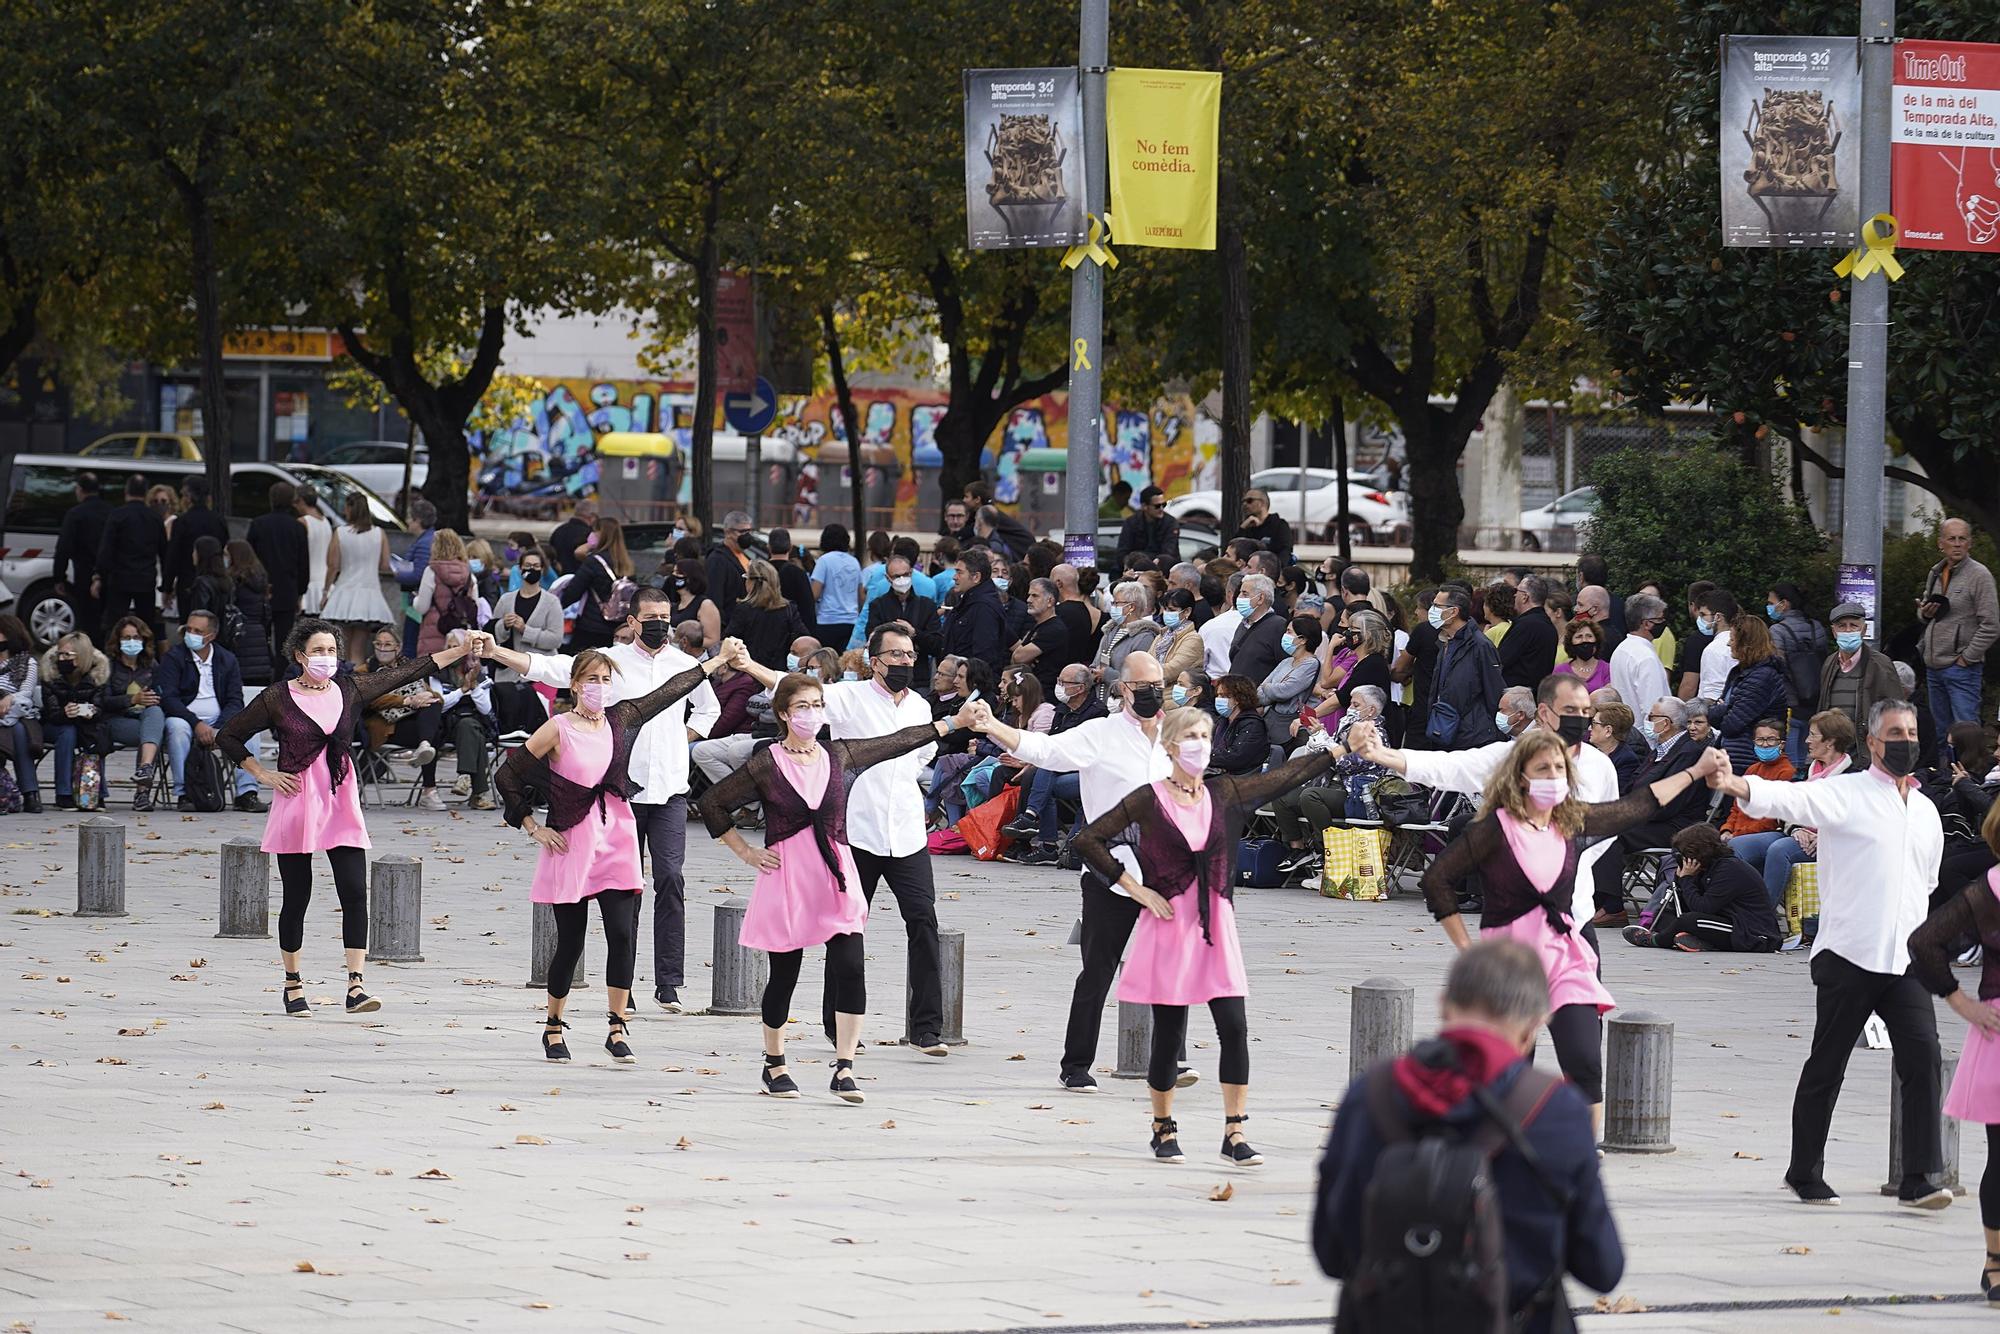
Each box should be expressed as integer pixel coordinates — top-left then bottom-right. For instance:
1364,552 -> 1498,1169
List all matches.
1416,787 -> 1663,931
217,654 -> 441,793
695,721 -> 953,896
493,664 -> 711,833
1073,750 -> 1338,943
1910,873 -> 2000,1001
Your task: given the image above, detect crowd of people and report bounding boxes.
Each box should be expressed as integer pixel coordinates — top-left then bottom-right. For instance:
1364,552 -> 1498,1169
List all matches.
22,473 -> 2000,1319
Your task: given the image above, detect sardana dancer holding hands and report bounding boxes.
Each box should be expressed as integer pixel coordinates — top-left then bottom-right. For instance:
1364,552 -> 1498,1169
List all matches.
218,618 -> 475,1017
1354,723 -> 1724,1135
696,657 -> 982,1104
489,634 -> 738,1064
1069,704 -> 1341,1166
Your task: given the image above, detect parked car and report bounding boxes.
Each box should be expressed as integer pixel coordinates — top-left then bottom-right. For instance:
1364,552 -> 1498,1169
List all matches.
78,431 -> 203,460
1,455 -> 407,644
1518,485 -> 1598,552
1164,467 -> 1410,544
318,440 -> 428,509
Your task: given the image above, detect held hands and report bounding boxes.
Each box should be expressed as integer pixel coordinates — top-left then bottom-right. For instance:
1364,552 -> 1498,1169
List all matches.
529,824 -> 567,854
712,637 -> 746,670
1346,719 -> 1384,761
950,698 -> 986,732
1690,745 -> 1726,782
1127,880 -> 1173,921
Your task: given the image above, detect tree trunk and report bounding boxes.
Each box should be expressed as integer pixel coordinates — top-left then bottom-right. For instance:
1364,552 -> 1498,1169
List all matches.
1331,393 -> 1351,562
183,192 -> 233,518
410,401 -> 472,531
689,187 -> 721,530
1404,403 -> 1465,585
1217,171 -> 1252,543
933,408 -> 990,510
819,303 -> 866,540
0,289 -> 39,389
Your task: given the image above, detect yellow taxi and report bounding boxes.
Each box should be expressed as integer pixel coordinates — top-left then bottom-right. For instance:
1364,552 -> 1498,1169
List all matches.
79,432 -> 203,460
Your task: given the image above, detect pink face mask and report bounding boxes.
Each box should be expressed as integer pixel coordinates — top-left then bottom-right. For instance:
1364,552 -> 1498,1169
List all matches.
1526,776 -> 1568,811
578,682 -> 608,712
304,654 -> 337,681
787,707 -> 825,738
1176,738 -> 1211,777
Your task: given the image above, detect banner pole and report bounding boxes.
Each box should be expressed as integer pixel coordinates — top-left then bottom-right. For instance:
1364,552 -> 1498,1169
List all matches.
1841,0 -> 1894,641
1062,0 -> 1109,568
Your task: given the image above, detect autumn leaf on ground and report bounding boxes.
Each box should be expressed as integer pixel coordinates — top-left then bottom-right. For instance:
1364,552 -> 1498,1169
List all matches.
414,1168 -> 452,1180
1208,1183 -> 1234,1202
202,1101 -> 225,1111
515,1135 -> 549,1146
674,1136 -> 692,1150
878,1120 -> 896,1129
1732,1150 -> 1762,1160
1782,1245 -> 1812,1255
294,1261 -> 317,1273
1593,1296 -> 1648,1313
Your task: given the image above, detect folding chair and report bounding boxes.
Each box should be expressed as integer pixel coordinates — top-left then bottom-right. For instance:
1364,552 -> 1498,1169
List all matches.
1380,788 -> 1469,893
1621,846 -> 1675,917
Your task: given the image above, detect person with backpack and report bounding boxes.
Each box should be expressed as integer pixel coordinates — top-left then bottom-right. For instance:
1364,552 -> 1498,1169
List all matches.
414,529 -> 482,658
1766,581 -> 1829,770
1314,940 -> 1624,1334
565,517 -> 636,651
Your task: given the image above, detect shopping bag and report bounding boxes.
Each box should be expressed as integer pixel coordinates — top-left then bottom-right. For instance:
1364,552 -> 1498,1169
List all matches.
955,785 -> 1023,861
1320,825 -> 1392,901
1784,862 -> 1820,938
926,828 -> 969,855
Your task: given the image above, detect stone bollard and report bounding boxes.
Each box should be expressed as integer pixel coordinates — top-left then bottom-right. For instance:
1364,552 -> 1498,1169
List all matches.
76,818 -> 126,918
1602,1011 -> 1676,1154
1114,1000 -> 1153,1079
905,927 -> 967,1046
706,899 -> 767,1016
526,901 -> 586,990
1348,977 -> 1415,1083
1882,1055 -> 1965,1196
216,837 -> 271,939
366,855 -> 423,963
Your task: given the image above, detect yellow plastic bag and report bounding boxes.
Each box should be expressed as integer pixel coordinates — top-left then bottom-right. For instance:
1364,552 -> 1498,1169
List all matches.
1784,862 -> 1820,935
1320,826 -> 1392,901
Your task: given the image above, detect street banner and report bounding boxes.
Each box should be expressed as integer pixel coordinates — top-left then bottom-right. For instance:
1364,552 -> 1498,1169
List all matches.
1720,35 -> 1861,247
963,68 -> 1087,251
714,269 -> 757,400
1105,68 -> 1221,250
1836,562 -> 1879,640
1892,40 -> 2000,252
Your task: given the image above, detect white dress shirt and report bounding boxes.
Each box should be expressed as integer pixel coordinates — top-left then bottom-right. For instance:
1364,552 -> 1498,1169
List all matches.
523,643 -> 719,804
1399,730 -> 1622,916
1200,609 -> 1243,676
190,649 -> 221,726
1698,629 -> 1737,701
821,678 -> 935,859
1005,709 -> 1172,893
1609,635 -> 1669,714
1738,767 -> 1940,976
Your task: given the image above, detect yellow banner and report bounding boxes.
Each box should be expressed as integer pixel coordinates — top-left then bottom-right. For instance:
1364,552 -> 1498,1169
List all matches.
1105,67 -> 1220,251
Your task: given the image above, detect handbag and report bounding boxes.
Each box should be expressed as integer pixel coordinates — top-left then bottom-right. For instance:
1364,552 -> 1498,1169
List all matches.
1321,825 -> 1392,901
926,828 -> 970,855
1424,698 -> 1460,747
955,785 -> 1023,861
1372,776 -> 1427,827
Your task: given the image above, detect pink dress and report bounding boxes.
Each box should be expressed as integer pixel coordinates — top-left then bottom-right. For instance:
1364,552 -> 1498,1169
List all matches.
528,713 -> 642,905
738,747 -> 867,953
1117,783 -> 1249,1006
1484,810 -> 1616,1014
1945,868 -> 2000,1123
261,685 -> 371,855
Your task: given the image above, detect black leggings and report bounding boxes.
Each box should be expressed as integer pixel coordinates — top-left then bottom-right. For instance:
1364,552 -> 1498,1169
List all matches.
764,933 -> 865,1030
547,890 -> 639,1001
1150,997 -> 1249,1093
277,847 -> 369,953
1542,1003 -> 1604,1105
1985,1125 -> 2000,1230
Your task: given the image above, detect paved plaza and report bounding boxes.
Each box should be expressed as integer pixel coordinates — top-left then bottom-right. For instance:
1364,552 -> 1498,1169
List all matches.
3,801 -> 1997,1332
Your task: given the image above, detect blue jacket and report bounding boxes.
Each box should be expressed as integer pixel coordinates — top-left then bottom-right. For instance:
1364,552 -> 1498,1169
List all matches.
1717,657 -> 1787,771
1314,1058 -> 1623,1333
155,643 -> 247,730
397,526 -> 435,591
942,579 -> 1006,672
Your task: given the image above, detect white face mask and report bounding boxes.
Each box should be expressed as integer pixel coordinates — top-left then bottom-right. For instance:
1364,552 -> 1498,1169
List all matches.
891,575 -> 912,594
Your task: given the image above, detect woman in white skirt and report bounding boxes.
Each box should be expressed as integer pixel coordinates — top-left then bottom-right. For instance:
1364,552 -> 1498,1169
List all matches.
321,492 -> 396,649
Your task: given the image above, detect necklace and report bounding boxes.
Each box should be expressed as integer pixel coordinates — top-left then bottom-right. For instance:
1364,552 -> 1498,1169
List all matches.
294,677 -> 330,692
573,709 -> 605,724
781,740 -> 817,756
1168,775 -> 1202,800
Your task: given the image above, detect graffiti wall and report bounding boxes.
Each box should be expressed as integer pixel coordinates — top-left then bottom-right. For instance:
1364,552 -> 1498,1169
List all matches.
471,379 -> 1221,524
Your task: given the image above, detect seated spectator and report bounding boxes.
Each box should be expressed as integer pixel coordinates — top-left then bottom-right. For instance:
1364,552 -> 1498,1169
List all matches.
699,624 -> 760,740
1496,684 -> 1535,740
668,558 -> 722,649
1587,695 -> 1712,928
1089,580 -> 1162,704
782,633 -> 822,673
1258,615 -> 1322,736
1151,587 -> 1205,684
928,655 -> 965,717
427,630 -> 497,809
1315,941 -> 1623,1333
1557,619 -> 1609,692
1590,702 -> 1643,794
155,610 -> 263,812
1333,685 -> 1394,818
1924,720 -> 1999,912
1001,663 -> 1103,863
1211,673 -> 1270,776
0,615 -> 42,812
40,632 -> 110,810
927,664 -> 1047,827
1171,668 -> 1213,717
1728,708 -> 1857,911
1683,697 -> 1723,749
1623,824 -> 1783,953
101,616 -> 168,809
1227,573 -> 1288,685
1718,718 -> 1796,838
361,625 -> 449,807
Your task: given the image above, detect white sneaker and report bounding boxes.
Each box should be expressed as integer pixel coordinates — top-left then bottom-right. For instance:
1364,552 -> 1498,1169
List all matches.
409,741 -> 437,768
417,788 -> 446,811
1957,943 -> 1984,968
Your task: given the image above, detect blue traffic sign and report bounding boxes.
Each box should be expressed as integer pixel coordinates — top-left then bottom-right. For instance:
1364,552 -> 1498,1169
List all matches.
723,376 -> 778,435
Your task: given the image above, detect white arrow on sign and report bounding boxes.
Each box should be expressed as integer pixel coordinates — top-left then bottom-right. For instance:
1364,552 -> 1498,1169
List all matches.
729,388 -> 770,417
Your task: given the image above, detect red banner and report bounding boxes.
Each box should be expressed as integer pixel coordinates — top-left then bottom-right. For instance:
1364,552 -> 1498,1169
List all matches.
1892,39 -> 2000,252
713,269 -> 757,398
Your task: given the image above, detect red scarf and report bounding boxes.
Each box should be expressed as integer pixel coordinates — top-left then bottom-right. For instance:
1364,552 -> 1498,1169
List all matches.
1392,1025 -> 1529,1118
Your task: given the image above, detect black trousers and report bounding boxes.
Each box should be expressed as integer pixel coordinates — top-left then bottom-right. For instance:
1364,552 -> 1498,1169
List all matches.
99,587 -> 157,644
633,796 -> 688,993
1790,949 -> 1943,1186
772,932 -> 865,1030
1150,998 -> 1248,1092
1591,821 -> 1682,913
276,846 -> 368,953
1649,905 -> 1761,952
823,848 -> 942,1042
1541,1003 -> 1604,1104
1062,873 -> 1142,1079
547,889 -> 639,1001
272,603 -> 299,666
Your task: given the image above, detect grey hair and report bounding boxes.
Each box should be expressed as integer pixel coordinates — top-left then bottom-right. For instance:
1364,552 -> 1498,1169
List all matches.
1650,696 -> 1689,729
1351,609 -> 1393,656
1241,573 -> 1275,604
1625,593 -> 1665,632
1350,684 -> 1388,714
1589,686 -> 1622,706
722,509 -> 751,529
1517,574 -> 1547,604
1499,685 -> 1535,716
1444,940 -> 1551,1027
1892,661 -> 1918,694
1226,570 -> 1246,597
1684,697 -> 1713,722
1114,580 -> 1154,615
1030,577 -> 1058,602
1169,561 -> 1200,586
1869,697 -> 1919,738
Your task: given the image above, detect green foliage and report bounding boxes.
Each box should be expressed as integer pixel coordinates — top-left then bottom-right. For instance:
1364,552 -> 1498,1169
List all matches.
1582,442 -> 1828,631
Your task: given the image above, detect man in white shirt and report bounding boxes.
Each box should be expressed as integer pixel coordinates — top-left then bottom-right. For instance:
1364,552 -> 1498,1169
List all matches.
1708,698 -> 1949,1210
733,623 -> 952,1055
976,653 -> 1179,1094
486,586 -> 721,1012
1609,593 -> 1670,718
1696,589 -> 1740,702
1199,571 -> 1245,676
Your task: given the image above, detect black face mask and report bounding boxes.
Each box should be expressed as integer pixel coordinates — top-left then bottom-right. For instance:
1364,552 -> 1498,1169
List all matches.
673,577 -> 688,590
1128,684 -> 1164,718
637,619 -> 672,649
1556,714 -> 1591,748
521,568 -> 543,585
881,664 -> 913,694
1568,642 -> 1597,661
1880,738 -> 1919,778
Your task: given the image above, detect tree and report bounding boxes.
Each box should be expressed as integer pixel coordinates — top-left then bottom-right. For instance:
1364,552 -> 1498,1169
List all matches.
1576,0 -> 2000,536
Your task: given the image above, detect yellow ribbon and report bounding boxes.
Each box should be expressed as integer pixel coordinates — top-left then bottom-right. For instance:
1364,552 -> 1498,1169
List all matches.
1833,213 -> 1905,282
1062,213 -> 1119,271
1072,339 -> 1092,371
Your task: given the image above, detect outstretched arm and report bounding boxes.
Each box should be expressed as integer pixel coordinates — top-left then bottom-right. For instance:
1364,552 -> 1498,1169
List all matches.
834,713 -> 965,775
627,644 -> 738,727
1580,746 -> 1724,840
356,648 -> 453,704
1222,747 -> 1341,814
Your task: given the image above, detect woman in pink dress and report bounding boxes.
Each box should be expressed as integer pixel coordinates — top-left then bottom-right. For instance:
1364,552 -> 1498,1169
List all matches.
1415,730 -> 1722,1136
698,669 -> 978,1104
1071,707 -> 1342,1167
1909,806 -> 2000,1303
219,618 -> 474,1018
494,641 -> 737,1064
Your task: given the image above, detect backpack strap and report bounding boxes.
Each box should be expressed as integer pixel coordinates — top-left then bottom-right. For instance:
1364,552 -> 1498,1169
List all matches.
1364,1065 -> 1416,1145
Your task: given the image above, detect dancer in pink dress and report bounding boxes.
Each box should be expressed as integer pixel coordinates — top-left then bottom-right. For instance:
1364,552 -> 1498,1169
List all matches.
494,641 -> 737,1064
1073,707 -> 1340,1167
219,618 -> 474,1017
698,669 -> 979,1104
1414,729 -> 1722,1134
1910,810 -> 2000,1303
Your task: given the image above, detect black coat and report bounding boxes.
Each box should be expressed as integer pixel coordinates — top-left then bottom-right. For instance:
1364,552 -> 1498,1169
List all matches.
95,500 -> 168,595
1236,512 -> 1293,557
1429,626 -> 1504,749
163,504 -> 230,602
1211,710 -> 1270,775
942,579 -> 1006,671
725,600 -> 808,672
54,494 -> 112,588
246,511 -> 308,610
1675,854 -> 1783,951
230,577 -> 275,685
1228,610 -> 1288,687
1497,607 -> 1558,690
865,590 -> 943,673
703,544 -> 749,618
1638,734 -> 1707,827
1115,512 -> 1180,561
